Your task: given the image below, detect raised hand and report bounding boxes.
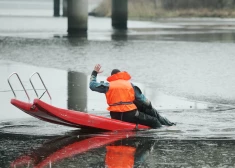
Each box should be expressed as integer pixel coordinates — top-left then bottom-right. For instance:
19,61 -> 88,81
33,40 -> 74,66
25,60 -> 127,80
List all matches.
94,64 -> 103,74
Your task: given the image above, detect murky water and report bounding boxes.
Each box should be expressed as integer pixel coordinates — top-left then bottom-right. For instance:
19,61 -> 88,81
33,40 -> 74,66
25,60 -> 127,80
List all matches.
1,0 -> 235,167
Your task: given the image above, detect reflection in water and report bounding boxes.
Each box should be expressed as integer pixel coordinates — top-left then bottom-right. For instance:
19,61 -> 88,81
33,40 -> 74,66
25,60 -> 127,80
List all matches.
6,130 -> 235,168
66,32 -> 88,42
104,136 -> 155,168
128,27 -> 235,42
10,130 -> 155,168
0,132 -> 57,168
152,139 -> 235,167
111,29 -> 128,41
68,71 -> 88,112
161,32 -> 235,43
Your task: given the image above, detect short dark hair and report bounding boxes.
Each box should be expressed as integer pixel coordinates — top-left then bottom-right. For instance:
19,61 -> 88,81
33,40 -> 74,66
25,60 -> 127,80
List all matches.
111,69 -> 120,75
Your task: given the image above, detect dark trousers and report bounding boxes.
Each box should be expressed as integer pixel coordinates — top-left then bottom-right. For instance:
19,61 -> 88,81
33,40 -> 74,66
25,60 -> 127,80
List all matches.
110,109 -> 162,129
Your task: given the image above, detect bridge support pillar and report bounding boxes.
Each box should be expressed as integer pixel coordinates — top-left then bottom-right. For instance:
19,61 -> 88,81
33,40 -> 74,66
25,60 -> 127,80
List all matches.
67,0 -> 88,34
112,0 -> 128,29
63,0 -> 68,17
68,71 -> 87,112
53,0 -> 60,17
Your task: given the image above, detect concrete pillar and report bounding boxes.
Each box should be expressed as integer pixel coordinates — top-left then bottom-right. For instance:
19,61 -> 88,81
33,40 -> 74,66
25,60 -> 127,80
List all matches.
68,71 -> 87,112
112,0 -> 128,30
53,0 -> 60,17
67,0 -> 88,34
63,0 -> 68,17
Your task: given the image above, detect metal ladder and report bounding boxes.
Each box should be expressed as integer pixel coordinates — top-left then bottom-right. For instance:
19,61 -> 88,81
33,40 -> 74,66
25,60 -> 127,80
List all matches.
8,72 -> 52,103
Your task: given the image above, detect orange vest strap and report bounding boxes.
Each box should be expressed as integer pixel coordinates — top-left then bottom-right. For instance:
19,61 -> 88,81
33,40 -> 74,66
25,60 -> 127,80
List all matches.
109,101 -> 133,106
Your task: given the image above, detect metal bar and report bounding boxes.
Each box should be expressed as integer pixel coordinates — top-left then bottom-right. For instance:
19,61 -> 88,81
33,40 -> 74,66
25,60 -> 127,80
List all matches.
7,72 -> 30,102
29,72 -> 52,102
29,75 -> 38,98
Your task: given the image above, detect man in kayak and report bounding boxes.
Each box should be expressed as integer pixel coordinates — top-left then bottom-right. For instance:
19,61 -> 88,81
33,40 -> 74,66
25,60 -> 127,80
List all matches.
89,64 -> 175,128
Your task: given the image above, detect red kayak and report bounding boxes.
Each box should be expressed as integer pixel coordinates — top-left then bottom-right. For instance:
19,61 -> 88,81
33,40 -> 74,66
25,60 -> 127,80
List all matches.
11,98 -> 150,131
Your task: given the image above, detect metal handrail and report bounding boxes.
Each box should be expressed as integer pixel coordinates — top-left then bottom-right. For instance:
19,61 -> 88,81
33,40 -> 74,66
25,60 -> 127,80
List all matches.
7,72 -> 30,102
29,72 -> 52,102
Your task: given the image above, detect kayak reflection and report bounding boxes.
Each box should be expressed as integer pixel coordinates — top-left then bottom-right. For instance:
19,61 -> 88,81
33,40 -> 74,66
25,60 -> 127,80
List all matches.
11,130 -> 155,168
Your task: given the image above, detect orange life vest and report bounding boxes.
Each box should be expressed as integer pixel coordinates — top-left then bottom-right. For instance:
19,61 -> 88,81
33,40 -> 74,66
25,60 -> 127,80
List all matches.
106,71 -> 137,112
105,146 -> 136,168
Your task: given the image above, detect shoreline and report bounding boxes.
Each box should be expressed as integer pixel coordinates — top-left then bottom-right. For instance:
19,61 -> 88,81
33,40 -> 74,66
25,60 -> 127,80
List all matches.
90,0 -> 235,20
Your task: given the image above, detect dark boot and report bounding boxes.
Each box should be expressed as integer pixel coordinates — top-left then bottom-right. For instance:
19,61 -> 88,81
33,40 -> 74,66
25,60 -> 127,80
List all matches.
145,108 -> 176,126
135,111 -> 162,129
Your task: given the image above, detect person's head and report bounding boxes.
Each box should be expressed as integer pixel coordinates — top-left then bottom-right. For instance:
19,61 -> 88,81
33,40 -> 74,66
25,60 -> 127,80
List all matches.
111,69 -> 120,75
